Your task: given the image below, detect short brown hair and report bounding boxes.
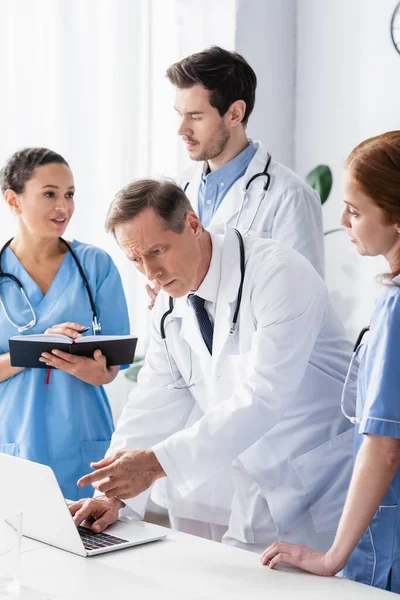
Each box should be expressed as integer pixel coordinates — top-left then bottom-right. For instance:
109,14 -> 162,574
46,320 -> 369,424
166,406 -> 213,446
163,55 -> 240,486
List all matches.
105,178 -> 194,234
346,130 -> 400,280
166,46 -> 256,126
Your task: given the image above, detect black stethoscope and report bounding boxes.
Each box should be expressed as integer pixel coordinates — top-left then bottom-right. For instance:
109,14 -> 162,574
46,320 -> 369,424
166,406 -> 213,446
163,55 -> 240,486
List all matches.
341,326 -> 370,425
184,153 -> 272,235
0,237 -> 101,334
159,229 -> 245,389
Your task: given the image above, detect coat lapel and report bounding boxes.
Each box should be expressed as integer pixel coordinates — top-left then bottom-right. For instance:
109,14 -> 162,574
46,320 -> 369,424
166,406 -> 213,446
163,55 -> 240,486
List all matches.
169,227 -> 242,380
212,229 -> 242,370
174,296 -> 212,379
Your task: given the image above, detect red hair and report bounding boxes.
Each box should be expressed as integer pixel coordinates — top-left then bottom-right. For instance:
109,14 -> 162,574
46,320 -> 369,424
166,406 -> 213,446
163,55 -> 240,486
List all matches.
346,131 -> 400,280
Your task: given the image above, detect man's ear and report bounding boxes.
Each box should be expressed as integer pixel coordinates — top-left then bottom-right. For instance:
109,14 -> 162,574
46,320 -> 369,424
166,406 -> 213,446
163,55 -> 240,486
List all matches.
4,189 -> 21,214
186,211 -> 203,236
226,100 -> 246,128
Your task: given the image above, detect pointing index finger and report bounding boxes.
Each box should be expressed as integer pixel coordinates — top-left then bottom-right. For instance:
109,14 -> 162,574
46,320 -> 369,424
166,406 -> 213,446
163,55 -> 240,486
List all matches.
78,463 -> 118,488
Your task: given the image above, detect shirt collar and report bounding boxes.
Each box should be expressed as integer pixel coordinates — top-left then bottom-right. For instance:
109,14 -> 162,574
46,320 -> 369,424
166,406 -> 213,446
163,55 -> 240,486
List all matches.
201,139 -> 255,186
191,232 -> 223,304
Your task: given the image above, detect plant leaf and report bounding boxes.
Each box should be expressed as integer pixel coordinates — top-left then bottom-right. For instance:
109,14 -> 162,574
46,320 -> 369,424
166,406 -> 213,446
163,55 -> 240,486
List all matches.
124,355 -> 145,382
306,165 -> 333,205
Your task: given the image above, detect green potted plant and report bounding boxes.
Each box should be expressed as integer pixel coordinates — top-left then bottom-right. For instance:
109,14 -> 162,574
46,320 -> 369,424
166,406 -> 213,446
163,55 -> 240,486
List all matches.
306,164 -> 342,235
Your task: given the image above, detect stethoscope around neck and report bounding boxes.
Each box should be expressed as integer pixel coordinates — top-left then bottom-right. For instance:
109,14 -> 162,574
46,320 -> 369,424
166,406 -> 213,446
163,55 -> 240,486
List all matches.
184,152 -> 272,235
159,229 -> 245,390
235,152 -> 272,234
341,326 -> 370,425
0,237 -> 101,334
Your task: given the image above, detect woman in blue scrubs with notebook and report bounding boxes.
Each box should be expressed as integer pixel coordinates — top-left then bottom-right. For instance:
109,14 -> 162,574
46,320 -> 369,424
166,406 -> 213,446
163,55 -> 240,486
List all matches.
0,148 -> 129,500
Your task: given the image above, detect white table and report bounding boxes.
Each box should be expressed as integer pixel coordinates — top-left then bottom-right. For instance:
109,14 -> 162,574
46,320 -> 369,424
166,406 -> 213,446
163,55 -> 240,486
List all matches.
19,526 -> 396,599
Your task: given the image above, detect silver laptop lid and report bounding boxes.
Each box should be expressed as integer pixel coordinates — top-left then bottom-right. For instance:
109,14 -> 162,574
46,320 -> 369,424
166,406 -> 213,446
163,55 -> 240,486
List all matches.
0,453 -> 167,557
0,453 -> 88,557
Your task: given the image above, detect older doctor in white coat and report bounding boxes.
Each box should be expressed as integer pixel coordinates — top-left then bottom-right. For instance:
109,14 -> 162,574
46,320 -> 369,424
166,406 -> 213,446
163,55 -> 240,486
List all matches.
71,179 -> 355,554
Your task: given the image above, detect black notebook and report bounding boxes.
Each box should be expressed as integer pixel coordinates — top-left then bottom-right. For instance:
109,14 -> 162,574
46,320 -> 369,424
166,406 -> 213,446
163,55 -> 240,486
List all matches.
9,334 -> 137,369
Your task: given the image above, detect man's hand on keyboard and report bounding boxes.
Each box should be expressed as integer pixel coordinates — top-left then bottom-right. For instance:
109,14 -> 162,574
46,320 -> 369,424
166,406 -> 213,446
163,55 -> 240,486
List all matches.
69,495 -> 123,533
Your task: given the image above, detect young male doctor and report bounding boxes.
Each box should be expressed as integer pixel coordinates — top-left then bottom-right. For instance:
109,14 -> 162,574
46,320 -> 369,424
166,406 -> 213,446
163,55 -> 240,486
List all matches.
172,47 -> 322,264
71,179 -> 355,554
146,46 -> 324,306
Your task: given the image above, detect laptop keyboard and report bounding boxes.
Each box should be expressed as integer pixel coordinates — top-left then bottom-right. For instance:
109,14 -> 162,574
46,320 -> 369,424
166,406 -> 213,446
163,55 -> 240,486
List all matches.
78,526 -> 129,551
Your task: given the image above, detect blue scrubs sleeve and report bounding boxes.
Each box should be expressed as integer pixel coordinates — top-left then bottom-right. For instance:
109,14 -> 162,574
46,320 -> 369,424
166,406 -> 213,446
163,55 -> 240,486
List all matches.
359,289 -> 400,439
93,254 -> 130,370
95,260 -> 130,337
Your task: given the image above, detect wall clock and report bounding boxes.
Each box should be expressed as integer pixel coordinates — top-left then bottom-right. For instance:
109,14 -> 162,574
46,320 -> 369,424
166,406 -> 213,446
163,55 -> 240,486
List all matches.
391,2 -> 400,55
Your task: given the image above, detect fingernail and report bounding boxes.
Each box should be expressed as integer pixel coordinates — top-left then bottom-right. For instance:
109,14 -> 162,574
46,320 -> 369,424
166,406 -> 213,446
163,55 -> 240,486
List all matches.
93,524 -> 100,533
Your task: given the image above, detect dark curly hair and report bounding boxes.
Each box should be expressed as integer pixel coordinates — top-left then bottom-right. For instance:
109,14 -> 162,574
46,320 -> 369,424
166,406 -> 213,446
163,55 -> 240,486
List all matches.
0,147 -> 69,194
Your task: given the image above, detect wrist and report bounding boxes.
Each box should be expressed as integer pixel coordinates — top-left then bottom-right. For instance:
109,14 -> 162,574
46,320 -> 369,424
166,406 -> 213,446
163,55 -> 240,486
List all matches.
148,449 -> 166,480
113,497 -> 125,509
324,547 -> 349,575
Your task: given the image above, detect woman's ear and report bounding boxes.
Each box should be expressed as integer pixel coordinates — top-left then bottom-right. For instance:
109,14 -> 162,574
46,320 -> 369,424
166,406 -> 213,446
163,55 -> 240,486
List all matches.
4,189 -> 21,214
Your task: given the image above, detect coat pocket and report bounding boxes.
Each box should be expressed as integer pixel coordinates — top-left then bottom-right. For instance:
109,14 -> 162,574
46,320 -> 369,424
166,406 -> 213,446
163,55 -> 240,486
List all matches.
0,442 -> 20,457
291,427 -> 354,533
80,440 -> 111,467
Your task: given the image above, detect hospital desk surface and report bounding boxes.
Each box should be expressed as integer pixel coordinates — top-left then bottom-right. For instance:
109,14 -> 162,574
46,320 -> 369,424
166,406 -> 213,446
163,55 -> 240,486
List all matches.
20,525 -> 395,599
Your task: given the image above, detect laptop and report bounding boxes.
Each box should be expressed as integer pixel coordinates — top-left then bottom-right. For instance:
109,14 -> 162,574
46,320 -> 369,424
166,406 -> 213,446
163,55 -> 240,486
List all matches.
0,453 -> 167,557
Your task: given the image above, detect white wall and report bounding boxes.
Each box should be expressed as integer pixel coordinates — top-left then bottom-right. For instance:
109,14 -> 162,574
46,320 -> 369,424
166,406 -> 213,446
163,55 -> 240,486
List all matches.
296,0 -> 400,227
296,0 -> 400,339
235,0 -> 296,168
235,0 -> 400,340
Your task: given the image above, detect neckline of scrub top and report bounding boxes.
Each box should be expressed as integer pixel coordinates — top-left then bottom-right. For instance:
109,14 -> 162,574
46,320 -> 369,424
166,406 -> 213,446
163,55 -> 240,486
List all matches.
3,239 -> 77,309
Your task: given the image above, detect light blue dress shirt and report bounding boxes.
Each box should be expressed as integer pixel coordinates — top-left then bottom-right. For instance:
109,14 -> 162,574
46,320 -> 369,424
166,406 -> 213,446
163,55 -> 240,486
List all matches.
198,141 -> 257,228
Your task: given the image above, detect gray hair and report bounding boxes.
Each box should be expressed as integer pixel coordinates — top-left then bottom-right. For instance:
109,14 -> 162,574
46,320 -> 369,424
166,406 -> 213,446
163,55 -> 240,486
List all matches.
105,178 -> 194,234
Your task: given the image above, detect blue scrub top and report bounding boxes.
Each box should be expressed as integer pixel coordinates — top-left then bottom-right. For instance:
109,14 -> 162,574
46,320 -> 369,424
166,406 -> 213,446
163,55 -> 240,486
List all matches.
0,241 -> 130,500
343,280 -> 400,593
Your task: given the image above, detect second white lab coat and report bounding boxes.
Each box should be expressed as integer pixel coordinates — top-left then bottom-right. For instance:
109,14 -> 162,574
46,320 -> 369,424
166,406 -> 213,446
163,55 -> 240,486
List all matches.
181,140 -> 325,277
108,229 -> 355,550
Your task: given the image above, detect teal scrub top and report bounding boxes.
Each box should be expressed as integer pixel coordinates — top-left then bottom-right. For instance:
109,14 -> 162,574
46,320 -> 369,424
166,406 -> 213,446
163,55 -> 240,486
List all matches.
0,241 -> 130,500
343,280 -> 400,593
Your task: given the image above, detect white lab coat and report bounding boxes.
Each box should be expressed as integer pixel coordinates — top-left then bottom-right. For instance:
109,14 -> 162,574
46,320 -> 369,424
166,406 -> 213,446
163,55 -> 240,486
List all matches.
109,229 -> 355,550
181,140 -> 325,278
